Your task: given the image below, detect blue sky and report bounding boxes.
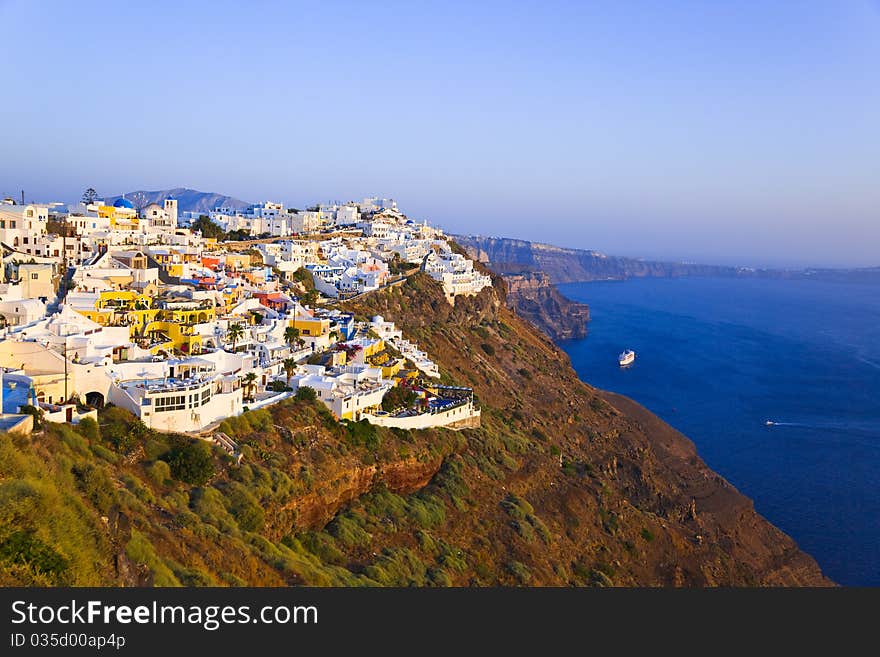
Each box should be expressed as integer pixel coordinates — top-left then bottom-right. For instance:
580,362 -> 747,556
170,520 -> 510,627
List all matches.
1,0 -> 878,268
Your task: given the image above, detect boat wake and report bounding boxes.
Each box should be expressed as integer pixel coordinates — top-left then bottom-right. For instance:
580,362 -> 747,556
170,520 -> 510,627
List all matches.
763,420 -> 880,439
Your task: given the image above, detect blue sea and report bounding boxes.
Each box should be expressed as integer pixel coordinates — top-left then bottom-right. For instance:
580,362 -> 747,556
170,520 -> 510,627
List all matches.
558,277 -> 880,586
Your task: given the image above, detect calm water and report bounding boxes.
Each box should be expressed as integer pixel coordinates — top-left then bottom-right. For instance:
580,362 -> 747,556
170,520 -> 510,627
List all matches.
558,277 -> 880,586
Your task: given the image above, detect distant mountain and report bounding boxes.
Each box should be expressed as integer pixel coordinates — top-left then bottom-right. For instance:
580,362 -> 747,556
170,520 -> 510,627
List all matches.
105,187 -> 251,214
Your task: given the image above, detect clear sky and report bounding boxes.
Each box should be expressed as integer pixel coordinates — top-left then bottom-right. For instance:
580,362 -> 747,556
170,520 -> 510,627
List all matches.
1,0 -> 878,268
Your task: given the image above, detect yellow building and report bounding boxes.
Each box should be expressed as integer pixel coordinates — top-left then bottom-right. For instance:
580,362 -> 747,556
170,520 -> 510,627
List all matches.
98,199 -> 139,230
292,315 -> 330,337
224,253 -> 250,270
142,320 -> 203,355
74,290 -> 158,329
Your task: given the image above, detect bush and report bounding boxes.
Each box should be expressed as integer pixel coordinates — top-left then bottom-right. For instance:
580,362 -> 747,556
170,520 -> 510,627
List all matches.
295,386 -> 317,402
507,560 -> 532,584
124,530 -> 180,586
267,380 -> 291,393
71,463 -> 117,514
89,444 -> 119,464
226,486 -> 265,532
146,461 -> 171,487
328,514 -> 371,548
479,343 -> 495,356
100,406 -> 151,454
75,417 -> 99,441
381,385 -> 419,412
640,528 -> 655,543
0,530 -> 68,581
163,440 -> 215,486
343,419 -> 380,450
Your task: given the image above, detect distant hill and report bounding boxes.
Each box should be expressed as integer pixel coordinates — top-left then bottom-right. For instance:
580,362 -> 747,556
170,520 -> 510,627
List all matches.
105,187 -> 251,214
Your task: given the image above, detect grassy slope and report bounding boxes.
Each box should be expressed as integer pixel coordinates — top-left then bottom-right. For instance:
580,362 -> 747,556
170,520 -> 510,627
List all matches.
0,273 -> 831,586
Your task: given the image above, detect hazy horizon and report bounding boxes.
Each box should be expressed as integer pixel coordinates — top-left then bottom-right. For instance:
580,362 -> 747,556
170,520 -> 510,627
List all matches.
2,1 -> 878,269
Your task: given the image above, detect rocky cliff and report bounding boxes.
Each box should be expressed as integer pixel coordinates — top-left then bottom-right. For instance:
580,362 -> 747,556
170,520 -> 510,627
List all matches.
504,272 -> 590,341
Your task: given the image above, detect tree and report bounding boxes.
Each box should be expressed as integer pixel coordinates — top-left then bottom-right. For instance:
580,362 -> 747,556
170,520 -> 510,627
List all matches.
282,357 -> 297,384
81,188 -> 99,205
284,325 -> 300,348
243,372 -> 258,402
226,323 -> 244,351
191,216 -> 227,240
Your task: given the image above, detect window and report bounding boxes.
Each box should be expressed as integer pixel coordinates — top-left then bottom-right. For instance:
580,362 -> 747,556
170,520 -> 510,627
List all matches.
31,273 -> 38,280
26,209 -> 33,217
154,394 -> 187,412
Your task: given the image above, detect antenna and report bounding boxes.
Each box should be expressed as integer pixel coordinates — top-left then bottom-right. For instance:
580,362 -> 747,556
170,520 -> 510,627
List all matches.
20,190 -> 24,205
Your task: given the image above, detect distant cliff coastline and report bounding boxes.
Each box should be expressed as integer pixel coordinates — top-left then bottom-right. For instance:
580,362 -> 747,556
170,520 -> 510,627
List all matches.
503,272 -> 590,341
456,235 -> 880,285
456,235 -> 770,284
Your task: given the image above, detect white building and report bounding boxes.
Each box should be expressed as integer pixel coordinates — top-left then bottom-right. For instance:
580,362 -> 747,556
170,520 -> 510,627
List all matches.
142,198 -> 178,229
289,364 -> 391,421
421,248 -> 492,303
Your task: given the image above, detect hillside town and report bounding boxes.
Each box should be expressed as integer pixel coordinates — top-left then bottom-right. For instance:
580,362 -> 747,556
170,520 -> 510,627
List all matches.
0,192 -> 491,438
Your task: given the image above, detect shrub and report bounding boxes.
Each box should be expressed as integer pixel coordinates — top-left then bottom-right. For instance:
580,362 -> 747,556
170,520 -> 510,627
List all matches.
0,530 -> 68,581
479,343 -> 495,356
640,528 -> 655,543
89,444 -> 119,464
75,417 -> 99,441
328,514 -> 371,548
124,530 -> 180,586
295,386 -> 317,402
294,531 -> 345,565
267,380 -> 291,393
226,486 -> 265,532
163,440 -> 215,486
144,438 -> 170,461
146,461 -> 171,487
343,419 -> 380,450
507,560 -> 532,584
71,463 -> 117,514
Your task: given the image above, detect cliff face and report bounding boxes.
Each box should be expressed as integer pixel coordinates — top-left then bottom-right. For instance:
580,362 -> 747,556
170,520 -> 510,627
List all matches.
342,274 -> 831,585
504,272 -> 590,341
456,235 -> 768,283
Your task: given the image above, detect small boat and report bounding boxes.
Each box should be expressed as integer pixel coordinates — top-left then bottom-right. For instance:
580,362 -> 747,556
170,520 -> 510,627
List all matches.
765,420 -> 775,426
618,349 -> 635,366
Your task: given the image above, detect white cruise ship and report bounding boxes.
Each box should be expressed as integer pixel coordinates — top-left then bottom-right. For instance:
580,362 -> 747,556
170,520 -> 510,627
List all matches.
618,349 -> 636,366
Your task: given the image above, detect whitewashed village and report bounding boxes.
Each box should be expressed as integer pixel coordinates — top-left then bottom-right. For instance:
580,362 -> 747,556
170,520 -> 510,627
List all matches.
0,192 -> 491,445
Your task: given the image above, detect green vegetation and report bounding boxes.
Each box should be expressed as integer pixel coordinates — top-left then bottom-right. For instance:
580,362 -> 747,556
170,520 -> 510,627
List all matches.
295,386 -> 317,402
380,385 -> 419,412
267,380 -> 292,393
163,439 -> 216,486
